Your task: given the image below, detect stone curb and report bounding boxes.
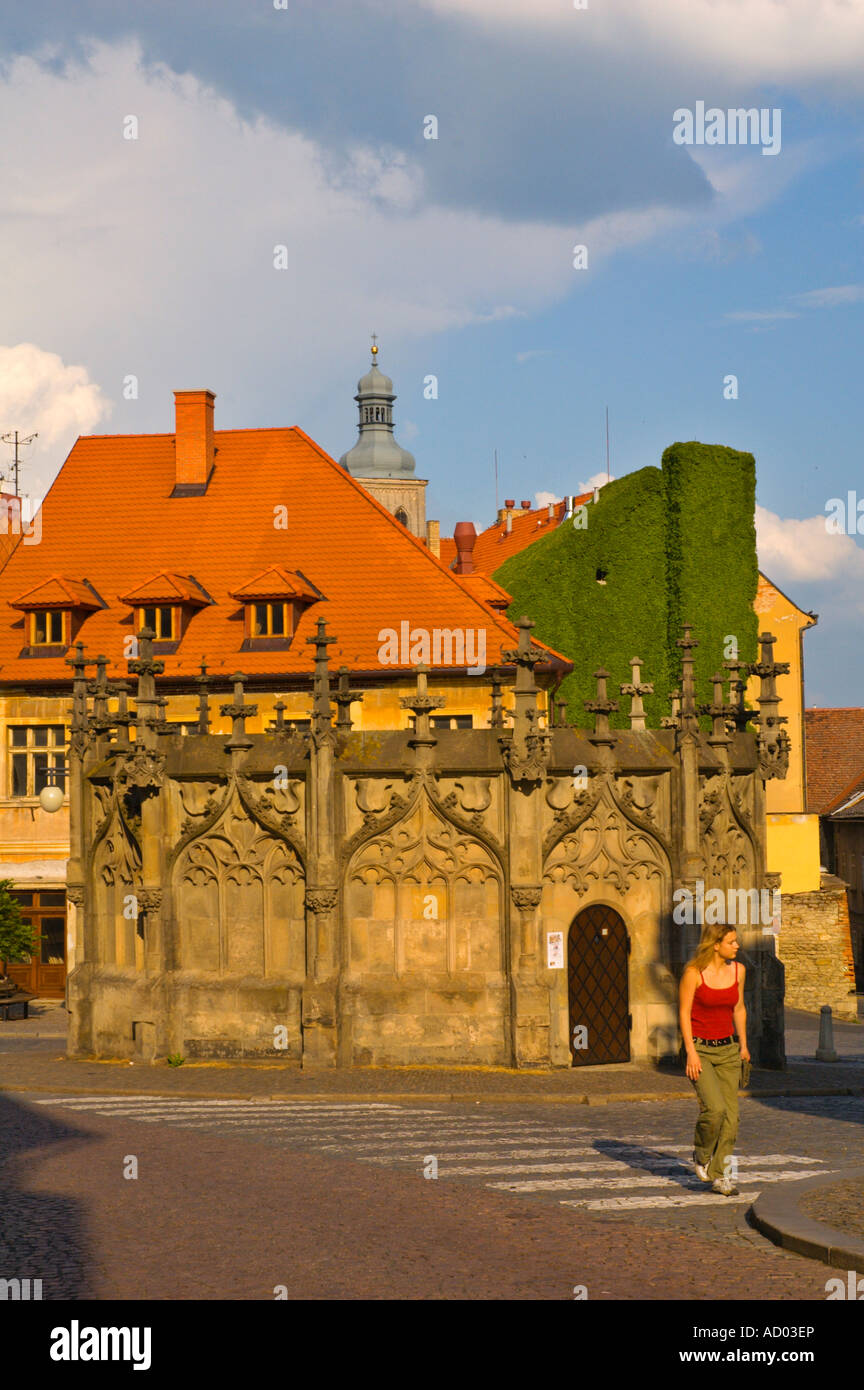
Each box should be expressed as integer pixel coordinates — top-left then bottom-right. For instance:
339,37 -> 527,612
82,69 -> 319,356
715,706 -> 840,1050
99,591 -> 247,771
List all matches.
750,1165 -> 864,1275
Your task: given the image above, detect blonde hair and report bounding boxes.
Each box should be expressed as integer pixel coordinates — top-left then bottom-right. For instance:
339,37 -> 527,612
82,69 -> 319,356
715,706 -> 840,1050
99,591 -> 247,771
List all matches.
686,921 -> 738,974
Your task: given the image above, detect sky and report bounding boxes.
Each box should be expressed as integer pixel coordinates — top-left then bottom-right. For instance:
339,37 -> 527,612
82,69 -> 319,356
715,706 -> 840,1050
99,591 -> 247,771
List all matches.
0,0 -> 863,704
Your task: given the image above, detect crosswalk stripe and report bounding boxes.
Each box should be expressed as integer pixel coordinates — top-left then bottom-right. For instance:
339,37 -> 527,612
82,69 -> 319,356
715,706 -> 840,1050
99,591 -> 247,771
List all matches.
33,1097 -> 405,1112
48,1106 -> 417,1121
32,1097 -> 406,1114
562,1191 -> 762,1211
488,1167 -> 828,1193
360,1147 -> 601,1163
162,1124 -> 569,1144
434,1154 -> 821,1177
315,1131 -> 591,1150
358,1148 -> 820,1169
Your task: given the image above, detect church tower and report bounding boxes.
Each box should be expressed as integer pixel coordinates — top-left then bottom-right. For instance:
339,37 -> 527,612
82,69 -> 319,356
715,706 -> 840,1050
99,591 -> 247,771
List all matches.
339,338 -> 427,537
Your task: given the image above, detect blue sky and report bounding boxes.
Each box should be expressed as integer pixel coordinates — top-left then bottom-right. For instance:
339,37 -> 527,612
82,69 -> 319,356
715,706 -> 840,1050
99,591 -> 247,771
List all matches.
1,0 -> 863,702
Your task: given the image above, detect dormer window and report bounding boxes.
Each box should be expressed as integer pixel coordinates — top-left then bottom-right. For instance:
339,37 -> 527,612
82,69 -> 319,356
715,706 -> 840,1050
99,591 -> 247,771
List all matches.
231,566 -> 321,651
119,573 -> 211,652
140,605 -> 176,641
32,610 -> 67,646
9,575 -> 104,655
252,602 -> 290,638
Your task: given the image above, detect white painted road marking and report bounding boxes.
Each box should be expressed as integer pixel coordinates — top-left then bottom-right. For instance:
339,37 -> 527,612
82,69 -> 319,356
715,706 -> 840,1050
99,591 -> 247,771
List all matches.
27,1095 -> 835,1220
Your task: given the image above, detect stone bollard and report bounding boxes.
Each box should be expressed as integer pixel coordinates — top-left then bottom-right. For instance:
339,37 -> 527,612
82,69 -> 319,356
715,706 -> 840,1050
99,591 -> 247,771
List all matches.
815,1004 -> 838,1062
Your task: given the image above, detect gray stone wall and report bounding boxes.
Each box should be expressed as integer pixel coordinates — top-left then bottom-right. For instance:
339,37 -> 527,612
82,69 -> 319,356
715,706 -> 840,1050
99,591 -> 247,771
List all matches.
778,875 -> 857,1020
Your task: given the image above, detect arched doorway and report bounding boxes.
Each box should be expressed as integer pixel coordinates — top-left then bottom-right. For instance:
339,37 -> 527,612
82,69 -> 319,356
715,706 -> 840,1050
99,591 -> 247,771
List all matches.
567,904 -> 630,1065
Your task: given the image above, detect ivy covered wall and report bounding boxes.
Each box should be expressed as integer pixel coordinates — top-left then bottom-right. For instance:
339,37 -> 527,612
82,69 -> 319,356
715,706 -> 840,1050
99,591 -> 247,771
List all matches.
494,442 -> 759,730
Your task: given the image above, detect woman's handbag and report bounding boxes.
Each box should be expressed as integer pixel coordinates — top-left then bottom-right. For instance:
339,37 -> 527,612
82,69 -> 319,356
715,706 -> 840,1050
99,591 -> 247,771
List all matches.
740,1058 -> 751,1089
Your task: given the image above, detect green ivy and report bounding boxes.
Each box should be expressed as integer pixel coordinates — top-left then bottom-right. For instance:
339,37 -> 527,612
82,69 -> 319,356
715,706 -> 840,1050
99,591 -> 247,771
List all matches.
662,441 -> 758,701
494,443 -> 759,729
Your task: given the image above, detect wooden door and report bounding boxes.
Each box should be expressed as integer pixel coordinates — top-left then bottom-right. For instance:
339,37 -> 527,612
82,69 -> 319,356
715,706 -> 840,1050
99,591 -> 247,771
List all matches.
567,904 -> 630,1065
4,891 -> 67,998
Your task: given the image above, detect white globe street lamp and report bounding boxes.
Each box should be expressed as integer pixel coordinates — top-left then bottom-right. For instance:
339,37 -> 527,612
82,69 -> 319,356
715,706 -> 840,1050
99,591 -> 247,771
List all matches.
39,765 -> 65,813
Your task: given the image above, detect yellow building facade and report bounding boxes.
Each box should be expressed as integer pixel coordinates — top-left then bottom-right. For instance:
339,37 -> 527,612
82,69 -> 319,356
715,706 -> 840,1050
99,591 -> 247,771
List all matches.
748,573 -> 821,895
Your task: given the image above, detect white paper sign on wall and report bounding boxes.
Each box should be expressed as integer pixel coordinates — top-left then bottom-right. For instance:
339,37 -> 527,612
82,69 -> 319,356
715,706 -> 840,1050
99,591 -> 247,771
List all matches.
547,931 -> 564,969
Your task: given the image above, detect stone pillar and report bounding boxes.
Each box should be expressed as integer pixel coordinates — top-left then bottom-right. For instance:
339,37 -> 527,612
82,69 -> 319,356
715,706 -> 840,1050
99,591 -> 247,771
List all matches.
674,625 -> 703,968
65,643 -> 94,1055
499,618 -> 553,1067
303,620 -> 340,1068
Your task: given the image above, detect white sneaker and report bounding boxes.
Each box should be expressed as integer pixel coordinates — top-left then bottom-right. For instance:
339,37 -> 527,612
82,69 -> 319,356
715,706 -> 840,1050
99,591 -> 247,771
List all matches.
712,1176 -> 739,1196
692,1152 -> 710,1182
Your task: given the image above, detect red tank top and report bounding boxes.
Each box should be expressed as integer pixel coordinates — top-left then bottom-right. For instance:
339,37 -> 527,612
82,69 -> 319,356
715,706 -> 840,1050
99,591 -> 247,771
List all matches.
691,962 -> 738,1039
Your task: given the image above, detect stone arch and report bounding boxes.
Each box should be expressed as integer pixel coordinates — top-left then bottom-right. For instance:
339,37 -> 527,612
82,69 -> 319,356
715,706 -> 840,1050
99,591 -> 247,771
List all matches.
567,903 -> 630,1066
173,788 -> 305,976
91,808 -> 141,968
543,779 -> 670,899
345,789 -> 503,976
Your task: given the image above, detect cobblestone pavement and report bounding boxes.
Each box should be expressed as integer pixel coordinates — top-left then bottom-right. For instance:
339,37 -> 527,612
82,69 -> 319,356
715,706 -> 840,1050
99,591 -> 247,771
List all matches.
801,1179 -> 864,1240
1,1088 -> 860,1299
23,1089 -> 864,1238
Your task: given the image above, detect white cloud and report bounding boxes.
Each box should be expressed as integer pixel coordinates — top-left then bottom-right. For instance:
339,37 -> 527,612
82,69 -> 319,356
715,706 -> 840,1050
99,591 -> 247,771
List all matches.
0,343 -> 109,494
0,38 -> 837,499
413,0 -> 864,87
725,280 -> 864,326
578,472 -> 615,494
756,504 -> 864,585
724,309 -> 800,323
0,40 -> 581,487
792,285 -> 864,308
534,490 -> 561,508
516,350 -> 551,364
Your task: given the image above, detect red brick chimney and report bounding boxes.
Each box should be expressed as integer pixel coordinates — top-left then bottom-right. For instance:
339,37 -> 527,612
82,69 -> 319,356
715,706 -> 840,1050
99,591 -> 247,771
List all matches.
453,521 -> 477,575
173,390 -> 215,495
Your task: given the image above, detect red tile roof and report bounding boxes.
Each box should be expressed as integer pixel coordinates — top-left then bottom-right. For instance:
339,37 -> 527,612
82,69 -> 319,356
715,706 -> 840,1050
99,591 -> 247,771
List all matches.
0,424 -> 571,685
805,708 -> 864,813
453,572 -> 512,610
230,566 -> 320,604
826,770 -> 864,819
118,572 -> 210,607
442,495 -> 594,576
9,575 -> 101,610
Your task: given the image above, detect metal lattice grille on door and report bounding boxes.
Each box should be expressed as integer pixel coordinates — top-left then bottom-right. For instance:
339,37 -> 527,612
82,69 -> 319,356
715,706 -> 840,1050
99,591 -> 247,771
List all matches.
567,905 -> 630,1066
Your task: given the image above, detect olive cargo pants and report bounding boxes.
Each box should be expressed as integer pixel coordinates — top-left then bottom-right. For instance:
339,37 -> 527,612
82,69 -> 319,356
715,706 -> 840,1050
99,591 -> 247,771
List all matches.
691,1040 -> 741,1181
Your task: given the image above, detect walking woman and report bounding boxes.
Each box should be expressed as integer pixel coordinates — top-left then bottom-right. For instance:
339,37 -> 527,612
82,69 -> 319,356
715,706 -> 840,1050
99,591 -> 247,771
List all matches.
679,922 -> 750,1196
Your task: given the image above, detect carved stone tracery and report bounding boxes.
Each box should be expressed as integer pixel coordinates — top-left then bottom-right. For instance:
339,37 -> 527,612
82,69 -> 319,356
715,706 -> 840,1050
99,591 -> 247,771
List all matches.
543,777 -> 670,898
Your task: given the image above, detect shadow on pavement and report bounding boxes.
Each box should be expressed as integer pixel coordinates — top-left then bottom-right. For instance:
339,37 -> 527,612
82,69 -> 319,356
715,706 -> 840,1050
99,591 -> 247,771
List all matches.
0,1091 -> 96,1299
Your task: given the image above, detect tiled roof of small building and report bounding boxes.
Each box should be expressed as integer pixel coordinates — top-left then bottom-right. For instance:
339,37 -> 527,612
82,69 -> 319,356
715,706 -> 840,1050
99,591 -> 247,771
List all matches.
9,575 -> 102,610
118,572 -> 211,607
441,495 -> 594,575
0,421 -> 571,685
805,707 -> 864,813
